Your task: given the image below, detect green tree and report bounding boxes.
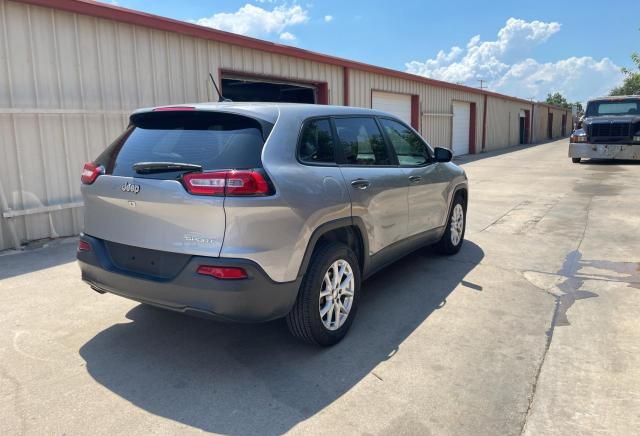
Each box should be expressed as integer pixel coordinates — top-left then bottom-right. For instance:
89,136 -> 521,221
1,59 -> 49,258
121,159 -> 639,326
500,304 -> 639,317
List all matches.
545,92 -> 572,109
545,92 -> 583,115
610,52 -> 640,96
545,92 -> 584,117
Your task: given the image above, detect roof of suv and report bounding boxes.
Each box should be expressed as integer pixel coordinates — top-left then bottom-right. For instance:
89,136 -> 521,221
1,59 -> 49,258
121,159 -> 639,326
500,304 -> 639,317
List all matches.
133,102 -> 397,124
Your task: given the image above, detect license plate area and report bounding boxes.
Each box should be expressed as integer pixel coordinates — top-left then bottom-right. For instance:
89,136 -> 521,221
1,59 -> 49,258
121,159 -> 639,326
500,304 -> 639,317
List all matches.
104,240 -> 191,279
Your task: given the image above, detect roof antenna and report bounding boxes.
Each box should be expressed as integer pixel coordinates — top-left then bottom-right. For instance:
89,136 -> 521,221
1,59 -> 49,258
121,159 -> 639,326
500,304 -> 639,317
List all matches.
209,73 -> 232,102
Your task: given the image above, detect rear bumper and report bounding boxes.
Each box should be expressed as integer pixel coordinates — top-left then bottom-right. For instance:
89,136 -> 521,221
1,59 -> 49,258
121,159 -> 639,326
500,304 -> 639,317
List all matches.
569,143 -> 640,160
77,234 -> 300,322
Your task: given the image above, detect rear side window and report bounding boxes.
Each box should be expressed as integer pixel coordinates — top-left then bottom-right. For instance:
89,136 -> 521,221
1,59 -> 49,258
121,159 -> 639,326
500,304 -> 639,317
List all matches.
95,111 -> 271,178
298,118 -> 336,164
379,118 -> 430,166
334,117 -> 392,166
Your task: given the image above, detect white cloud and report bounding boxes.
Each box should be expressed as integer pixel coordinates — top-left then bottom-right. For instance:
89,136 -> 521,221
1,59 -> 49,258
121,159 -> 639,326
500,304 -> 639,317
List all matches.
493,57 -> 621,104
193,4 -> 309,38
324,15 -> 333,22
279,31 -> 296,41
405,18 -> 622,103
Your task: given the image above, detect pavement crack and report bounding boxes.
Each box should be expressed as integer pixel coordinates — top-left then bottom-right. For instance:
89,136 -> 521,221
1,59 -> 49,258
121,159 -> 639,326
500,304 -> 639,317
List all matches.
574,196 -> 593,253
520,196 -> 594,435
479,201 -> 526,232
519,296 -> 557,436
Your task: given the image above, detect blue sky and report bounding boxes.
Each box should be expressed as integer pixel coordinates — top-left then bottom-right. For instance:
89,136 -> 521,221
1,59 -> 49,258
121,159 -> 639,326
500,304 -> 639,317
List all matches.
104,0 -> 637,103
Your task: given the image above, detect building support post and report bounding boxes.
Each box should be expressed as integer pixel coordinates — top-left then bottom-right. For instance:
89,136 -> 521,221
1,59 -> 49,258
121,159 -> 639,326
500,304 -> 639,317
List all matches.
0,179 -> 22,250
411,95 -> 420,131
469,102 -> 477,154
481,94 -> 488,151
343,67 -> 350,106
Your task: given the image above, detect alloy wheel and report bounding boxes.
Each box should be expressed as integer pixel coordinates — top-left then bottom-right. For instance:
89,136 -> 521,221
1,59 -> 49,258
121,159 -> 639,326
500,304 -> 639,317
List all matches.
319,259 -> 355,331
450,204 -> 464,246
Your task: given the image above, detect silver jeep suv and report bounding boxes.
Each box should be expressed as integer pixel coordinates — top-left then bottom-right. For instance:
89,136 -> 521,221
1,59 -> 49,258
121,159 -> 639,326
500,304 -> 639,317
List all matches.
77,103 -> 468,346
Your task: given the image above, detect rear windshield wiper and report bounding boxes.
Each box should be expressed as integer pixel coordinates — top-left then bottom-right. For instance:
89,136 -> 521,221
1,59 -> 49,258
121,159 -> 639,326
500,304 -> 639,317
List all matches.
132,162 -> 203,174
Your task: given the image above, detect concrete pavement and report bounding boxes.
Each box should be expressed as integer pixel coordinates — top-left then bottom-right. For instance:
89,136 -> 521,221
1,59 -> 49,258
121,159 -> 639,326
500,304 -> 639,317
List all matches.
1,139 -> 639,435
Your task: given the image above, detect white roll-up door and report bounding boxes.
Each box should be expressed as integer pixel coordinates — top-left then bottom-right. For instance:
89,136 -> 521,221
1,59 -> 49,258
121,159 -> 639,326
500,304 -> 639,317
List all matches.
452,102 -> 471,156
372,91 -> 412,125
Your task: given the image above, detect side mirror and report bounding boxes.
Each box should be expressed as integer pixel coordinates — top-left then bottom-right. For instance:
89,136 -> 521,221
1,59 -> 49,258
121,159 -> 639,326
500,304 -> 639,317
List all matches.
434,147 -> 453,163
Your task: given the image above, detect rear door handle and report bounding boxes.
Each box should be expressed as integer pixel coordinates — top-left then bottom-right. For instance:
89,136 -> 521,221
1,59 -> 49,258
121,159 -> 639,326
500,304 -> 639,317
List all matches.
351,179 -> 370,190
409,175 -> 423,183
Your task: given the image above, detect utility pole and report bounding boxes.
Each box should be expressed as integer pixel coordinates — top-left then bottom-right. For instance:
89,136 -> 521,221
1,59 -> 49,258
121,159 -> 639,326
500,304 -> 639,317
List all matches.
477,79 -> 487,89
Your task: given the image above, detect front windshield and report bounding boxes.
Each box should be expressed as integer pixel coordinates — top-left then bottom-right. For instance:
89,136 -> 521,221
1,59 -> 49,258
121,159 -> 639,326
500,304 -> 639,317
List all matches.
585,99 -> 640,116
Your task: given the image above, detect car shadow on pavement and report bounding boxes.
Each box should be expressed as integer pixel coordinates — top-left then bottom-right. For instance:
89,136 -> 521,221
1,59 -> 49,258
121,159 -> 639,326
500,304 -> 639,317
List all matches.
79,241 -> 484,434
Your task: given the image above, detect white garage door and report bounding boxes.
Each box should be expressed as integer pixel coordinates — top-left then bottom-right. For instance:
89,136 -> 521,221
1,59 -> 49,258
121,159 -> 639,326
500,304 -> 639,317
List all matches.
452,101 -> 471,156
372,91 -> 412,125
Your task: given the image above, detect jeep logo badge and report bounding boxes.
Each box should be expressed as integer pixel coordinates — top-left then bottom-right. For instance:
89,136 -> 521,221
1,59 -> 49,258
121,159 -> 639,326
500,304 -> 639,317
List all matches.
121,182 -> 141,194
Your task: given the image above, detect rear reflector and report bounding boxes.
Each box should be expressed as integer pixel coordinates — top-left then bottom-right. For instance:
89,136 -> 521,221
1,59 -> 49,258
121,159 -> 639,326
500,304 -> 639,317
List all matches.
81,162 -> 103,185
78,240 -> 91,252
197,265 -> 248,280
182,170 -> 269,196
152,106 -> 196,111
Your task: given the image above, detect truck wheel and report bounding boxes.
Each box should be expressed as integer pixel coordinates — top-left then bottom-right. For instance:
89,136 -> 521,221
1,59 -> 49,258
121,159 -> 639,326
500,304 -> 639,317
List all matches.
436,193 -> 466,255
286,242 -> 360,346
572,157 -> 581,163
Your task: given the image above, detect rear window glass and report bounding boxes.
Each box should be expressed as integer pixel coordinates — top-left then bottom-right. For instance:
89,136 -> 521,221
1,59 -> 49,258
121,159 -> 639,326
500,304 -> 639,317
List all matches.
95,111 -> 271,178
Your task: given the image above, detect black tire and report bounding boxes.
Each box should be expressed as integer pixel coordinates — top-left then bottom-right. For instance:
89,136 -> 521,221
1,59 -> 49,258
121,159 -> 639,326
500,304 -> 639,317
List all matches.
286,242 -> 361,346
572,157 -> 581,163
435,193 -> 466,255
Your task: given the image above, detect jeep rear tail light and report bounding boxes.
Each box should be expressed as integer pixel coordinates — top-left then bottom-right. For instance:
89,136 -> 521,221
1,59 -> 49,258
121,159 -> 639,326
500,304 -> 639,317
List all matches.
226,170 -> 269,195
182,171 -> 227,195
182,170 -> 270,196
81,162 -> 103,185
197,265 -> 248,280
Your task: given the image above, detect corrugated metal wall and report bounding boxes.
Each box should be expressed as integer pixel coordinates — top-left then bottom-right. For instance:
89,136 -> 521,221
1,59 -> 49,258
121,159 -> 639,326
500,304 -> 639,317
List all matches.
485,97 -> 533,151
348,69 -> 484,148
532,105 -> 549,143
550,107 -> 565,138
0,0 -> 343,250
530,104 -> 570,143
